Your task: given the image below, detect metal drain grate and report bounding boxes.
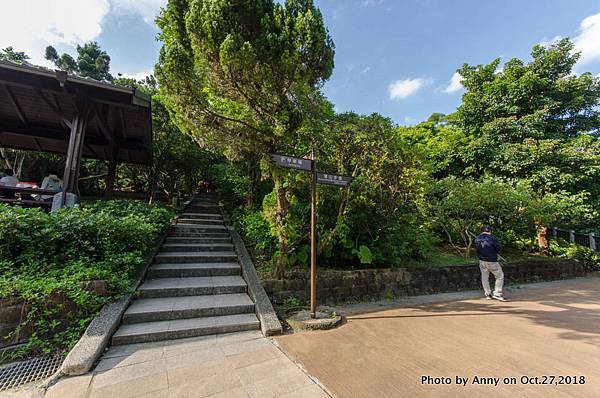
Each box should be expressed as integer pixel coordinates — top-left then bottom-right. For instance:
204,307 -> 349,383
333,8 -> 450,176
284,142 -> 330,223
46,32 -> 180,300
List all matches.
0,354 -> 64,391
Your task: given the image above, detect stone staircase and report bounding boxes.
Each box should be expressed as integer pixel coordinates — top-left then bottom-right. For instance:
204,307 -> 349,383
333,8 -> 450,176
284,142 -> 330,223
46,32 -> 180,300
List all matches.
111,196 -> 260,345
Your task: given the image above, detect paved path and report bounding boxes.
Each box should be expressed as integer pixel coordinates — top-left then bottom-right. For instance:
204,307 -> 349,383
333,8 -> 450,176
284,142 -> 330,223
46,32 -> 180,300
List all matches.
45,331 -> 329,398
276,276 -> 600,398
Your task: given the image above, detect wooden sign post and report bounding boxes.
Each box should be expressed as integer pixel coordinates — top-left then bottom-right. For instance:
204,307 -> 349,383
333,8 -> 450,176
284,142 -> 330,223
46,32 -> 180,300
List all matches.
270,147 -> 352,318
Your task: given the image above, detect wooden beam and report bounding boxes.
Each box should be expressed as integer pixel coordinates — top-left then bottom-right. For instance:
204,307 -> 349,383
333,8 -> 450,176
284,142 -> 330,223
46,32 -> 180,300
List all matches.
91,103 -> 116,145
3,84 -> 28,125
33,137 -> 43,151
84,143 -> 104,160
0,121 -> 145,150
34,88 -> 72,129
119,108 -> 128,138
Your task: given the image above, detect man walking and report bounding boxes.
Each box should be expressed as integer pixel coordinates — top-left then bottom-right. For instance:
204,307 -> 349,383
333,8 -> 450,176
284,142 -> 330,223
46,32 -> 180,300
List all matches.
475,226 -> 506,301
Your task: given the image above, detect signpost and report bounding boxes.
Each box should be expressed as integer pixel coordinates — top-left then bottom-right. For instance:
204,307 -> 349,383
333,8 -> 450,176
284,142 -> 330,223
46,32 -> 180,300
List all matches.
269,154 -> 313,171
270,147 -> 352,317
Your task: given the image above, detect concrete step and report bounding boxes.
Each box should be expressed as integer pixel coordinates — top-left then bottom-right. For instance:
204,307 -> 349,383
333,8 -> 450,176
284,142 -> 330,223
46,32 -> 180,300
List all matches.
160,243 -> 234,252
148,262 -> 240,278
154,251 -> 238,264
167,232 -> 231,238
179,213 -> 223,220
172,224 -> 227,232
138,276 -> 247,298
187,204 -> 220,209
176,218 -> 224,226
164,237 -> 231,244
122,293 -> 255,324
112,313 -> 260,345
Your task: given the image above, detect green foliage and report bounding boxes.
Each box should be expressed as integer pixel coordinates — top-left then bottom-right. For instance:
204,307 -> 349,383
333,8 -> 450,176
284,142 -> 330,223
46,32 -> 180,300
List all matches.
550,243 -> 600,271
209,163 -> 252,211
0,201 -> 174,359
428,177 -> 591,256
119,92 -> 220,201
439,39 -> 600,226
233,206 -> 278,261
156,0 -> 335,155
352,245 -> 373,264
278,295 -> 301,315
156,0 -> 336,276
313,112 -> 434,267
45,42 -> 114,81
0,46 -> 29,63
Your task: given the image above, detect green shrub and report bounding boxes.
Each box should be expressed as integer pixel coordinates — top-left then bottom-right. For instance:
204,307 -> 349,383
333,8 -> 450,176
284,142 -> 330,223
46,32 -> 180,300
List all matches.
550,242 -> 600,271
0,201 -> 174,360
233,206 -> 278,261
208,163 -> 250,211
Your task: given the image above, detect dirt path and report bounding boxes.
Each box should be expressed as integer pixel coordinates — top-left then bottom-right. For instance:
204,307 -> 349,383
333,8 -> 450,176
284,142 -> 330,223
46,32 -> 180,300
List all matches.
276,276 -> 600,398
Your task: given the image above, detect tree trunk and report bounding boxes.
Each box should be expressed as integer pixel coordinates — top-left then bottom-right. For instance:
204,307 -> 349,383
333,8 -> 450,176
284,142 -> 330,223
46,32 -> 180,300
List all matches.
273,174 -> 289,279
536,223 -> 549,255
104,158 -> 117,199
0,147 -> 11,169
246,157 -> 259,207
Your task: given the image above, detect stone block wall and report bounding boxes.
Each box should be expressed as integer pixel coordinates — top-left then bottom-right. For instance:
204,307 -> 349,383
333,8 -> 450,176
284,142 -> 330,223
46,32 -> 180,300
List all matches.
262,259 -> 585,305
0,297 -> 30,349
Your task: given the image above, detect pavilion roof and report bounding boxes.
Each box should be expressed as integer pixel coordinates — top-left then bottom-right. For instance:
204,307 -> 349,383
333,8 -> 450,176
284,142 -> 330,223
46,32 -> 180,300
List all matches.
0,60 -> 152,164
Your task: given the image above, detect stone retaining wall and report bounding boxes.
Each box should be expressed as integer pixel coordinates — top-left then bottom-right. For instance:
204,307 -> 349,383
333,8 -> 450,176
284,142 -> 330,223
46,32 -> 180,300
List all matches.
262,259 -> 585,305
0,298 -> 30,349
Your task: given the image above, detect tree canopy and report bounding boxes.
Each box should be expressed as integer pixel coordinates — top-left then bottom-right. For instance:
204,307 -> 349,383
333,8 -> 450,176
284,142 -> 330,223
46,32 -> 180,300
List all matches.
155,0 -> 335,156
45,42 -> 114,82
446,39 -> 600,198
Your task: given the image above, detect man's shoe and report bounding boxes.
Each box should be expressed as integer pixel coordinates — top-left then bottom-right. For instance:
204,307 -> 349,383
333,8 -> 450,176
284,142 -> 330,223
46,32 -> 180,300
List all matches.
492,294 -> 507,302
485,294 -> 493,300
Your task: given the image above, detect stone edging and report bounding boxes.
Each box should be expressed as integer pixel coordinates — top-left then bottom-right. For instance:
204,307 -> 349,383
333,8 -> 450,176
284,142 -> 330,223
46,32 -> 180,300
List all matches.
57,211 -> 179,377
219,207 -> 283,336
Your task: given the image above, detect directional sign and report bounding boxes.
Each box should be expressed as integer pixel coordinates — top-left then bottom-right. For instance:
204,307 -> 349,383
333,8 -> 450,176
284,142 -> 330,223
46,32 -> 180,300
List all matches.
270,154 -> 313,171
317,173 -> 352,187
269,149 -> 353,318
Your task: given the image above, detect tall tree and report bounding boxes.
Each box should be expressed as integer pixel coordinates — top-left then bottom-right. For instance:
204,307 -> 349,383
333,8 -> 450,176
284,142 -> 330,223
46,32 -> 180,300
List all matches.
156,0 -> 335,276
45,42 -> 114,81
431,38 -> 600,244
452,38 -> 600,195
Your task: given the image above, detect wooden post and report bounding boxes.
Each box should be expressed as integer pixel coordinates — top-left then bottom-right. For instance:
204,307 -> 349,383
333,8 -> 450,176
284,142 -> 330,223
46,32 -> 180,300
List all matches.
104,148 -> 118,199
590,233 -> 596,251
569,230 -> 575,244
310,145 -> 317,318
61,103 -> 88,206
552,226 -> 558,239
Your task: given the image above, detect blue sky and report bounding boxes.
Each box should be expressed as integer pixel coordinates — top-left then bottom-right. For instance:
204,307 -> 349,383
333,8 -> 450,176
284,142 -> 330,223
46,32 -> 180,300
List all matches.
2,0 -> 599,124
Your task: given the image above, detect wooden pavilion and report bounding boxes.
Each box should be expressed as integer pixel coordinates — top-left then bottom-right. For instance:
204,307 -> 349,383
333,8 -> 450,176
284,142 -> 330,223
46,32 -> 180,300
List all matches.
0,60 -> 152,205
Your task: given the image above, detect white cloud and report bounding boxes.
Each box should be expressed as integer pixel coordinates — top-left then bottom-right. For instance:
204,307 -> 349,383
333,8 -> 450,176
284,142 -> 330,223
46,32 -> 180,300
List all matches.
0,0 -> 110,66
444,71 -> 463,93
574,13 -> 600,67
119,68 -> 154,81
111,0 -> 165,24
360,66 -> 371,75
0,0 -> 165,68
388,78 -> 432,100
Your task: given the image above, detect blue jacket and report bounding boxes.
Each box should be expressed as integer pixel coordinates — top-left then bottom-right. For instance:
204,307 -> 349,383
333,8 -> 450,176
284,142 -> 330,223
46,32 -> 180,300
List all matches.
475,233 -> 501,262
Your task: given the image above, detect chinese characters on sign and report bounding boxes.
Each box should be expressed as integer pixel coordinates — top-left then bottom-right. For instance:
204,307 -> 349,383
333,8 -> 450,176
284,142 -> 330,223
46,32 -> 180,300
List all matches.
269,154 -> 313,171
316,173 -> 352,187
